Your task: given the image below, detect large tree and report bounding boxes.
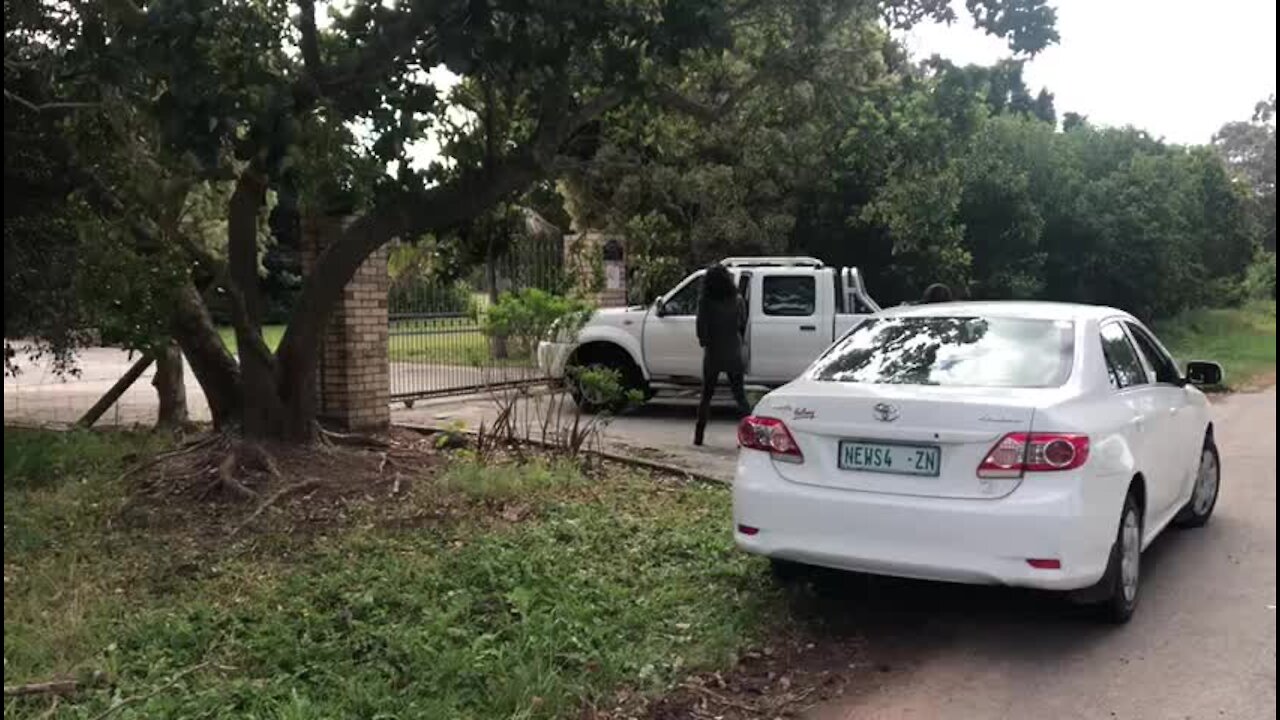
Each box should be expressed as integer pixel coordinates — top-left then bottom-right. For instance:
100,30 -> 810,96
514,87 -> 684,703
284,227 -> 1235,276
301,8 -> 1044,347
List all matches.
6,0 -> 1058,441
558,8 -> 1059,302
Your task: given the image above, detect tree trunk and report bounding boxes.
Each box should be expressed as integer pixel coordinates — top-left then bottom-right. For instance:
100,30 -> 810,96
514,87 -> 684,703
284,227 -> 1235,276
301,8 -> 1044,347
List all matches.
227,169 -> 290,440
171,279 -> 241,429
152,340 -> 188,429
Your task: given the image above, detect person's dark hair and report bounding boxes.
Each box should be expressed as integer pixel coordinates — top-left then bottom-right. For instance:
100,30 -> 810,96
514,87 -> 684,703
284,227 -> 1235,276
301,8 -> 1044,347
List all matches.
701,264 -> 737,303
921,283 -> 953,304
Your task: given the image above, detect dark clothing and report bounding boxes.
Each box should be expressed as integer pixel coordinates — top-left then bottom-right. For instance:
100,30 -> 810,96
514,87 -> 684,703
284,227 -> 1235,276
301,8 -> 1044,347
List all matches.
695,355 -> 751,444
694,294 -> 751,445
696,295 -> 748,374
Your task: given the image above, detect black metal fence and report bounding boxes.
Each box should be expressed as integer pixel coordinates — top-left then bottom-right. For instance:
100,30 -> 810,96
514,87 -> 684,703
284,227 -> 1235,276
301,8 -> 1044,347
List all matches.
388,234 -> 566,403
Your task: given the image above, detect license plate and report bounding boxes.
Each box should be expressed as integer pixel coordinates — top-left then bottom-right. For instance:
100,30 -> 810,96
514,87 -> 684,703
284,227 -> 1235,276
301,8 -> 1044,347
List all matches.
838,440 -> 941,477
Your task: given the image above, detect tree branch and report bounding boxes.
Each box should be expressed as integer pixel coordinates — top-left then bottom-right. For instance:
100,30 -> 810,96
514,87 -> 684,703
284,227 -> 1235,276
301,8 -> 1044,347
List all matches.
274,87 -> 622,397
4,89 -> 99,113
296,0 -> 324,82
226,168 -> 275,374
99,0 -> 148,32
651,70 -> 766,124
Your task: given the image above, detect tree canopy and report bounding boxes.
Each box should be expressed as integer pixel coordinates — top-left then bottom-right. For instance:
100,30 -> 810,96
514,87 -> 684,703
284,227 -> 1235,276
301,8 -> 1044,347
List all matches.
6,0 -> 1271,439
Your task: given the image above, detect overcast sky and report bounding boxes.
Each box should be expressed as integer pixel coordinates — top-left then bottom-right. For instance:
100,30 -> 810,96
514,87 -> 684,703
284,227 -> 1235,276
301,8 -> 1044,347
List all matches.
900,0 -> 1277,144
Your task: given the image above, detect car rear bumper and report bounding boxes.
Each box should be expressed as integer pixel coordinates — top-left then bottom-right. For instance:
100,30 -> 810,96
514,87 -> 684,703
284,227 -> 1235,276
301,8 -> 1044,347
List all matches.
732,451 -> 1120,591
536,341 -> 572,379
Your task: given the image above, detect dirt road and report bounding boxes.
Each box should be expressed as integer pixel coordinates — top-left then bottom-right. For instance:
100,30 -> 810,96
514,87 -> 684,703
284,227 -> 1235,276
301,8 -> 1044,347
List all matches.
801,387 -> 1276,720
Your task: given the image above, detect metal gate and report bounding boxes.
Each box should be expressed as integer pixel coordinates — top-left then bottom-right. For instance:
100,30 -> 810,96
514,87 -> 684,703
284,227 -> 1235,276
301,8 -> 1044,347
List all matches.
388,233 -> 566,402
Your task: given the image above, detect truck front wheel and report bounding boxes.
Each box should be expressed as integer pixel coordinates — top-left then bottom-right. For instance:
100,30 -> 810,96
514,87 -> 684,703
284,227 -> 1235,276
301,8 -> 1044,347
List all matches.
566,345 -> 646,413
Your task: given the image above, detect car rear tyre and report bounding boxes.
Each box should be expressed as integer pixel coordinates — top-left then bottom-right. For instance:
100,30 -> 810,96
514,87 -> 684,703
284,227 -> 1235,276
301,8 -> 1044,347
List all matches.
1174,436 -> 1220,529
1090,492 -> 1143,624
769,558 -> 808,585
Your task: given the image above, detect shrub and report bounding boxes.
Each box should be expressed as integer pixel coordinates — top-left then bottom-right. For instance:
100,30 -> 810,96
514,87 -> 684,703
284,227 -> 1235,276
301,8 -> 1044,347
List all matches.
481,289 -> 593,358
388,278 -> 476,315
1242,251 -> 1277,300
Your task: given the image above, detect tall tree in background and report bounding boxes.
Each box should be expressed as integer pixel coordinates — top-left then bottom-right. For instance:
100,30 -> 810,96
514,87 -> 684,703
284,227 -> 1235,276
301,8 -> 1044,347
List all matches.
1214,94 -> 1276,251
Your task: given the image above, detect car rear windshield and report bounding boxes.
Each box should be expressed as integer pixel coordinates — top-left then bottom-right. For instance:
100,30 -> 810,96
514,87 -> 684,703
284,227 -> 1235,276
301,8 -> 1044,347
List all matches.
810,316 -> 1076,388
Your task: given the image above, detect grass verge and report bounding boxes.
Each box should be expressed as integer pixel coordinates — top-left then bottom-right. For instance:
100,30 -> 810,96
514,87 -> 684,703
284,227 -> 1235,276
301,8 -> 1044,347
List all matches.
1156,300 -> 1276,390
3,429 -> 784,719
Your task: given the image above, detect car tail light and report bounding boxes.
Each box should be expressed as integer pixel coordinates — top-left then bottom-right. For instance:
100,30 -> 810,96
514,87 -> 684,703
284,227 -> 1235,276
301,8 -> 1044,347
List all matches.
738,416 -> 804,463
977,433 -> 1089,478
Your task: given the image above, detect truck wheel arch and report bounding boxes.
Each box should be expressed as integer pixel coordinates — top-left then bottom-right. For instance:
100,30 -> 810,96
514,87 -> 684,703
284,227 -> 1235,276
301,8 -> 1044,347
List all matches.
569,341 -> 645,381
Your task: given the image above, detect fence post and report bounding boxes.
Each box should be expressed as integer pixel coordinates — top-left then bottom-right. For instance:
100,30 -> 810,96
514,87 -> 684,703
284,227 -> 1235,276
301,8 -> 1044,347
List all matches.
301,216 -> 391,431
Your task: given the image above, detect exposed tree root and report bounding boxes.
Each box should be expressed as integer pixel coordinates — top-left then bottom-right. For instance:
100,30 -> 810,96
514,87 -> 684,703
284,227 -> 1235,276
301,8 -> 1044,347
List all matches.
116,432 -> 225,484
117,428 -> 443,540
210,448 -> 259,502
126,432 -> 287,505
230,479 -> 322,536
317,425 -> 390,448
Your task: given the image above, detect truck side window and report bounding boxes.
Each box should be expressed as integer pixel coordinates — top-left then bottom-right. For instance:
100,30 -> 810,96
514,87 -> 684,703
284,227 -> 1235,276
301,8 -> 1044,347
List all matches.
661,277 -> 703,316
763,276 -> 815,316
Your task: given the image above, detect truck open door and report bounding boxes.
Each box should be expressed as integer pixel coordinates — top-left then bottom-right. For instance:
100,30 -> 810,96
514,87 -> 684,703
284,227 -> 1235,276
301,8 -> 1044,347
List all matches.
737,270 -> 753,375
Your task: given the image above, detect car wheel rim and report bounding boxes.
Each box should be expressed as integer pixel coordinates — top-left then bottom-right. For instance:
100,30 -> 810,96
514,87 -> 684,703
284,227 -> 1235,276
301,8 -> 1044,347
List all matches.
1120,508 -> 1140,603
1192,448 -> 1219,515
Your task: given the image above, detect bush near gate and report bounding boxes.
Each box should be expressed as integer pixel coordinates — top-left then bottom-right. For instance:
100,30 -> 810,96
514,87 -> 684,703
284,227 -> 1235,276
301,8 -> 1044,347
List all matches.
481,289 -> 594,359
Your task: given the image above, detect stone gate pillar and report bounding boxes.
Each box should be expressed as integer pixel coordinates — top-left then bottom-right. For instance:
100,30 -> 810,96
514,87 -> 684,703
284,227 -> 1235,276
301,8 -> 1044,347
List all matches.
301,216 -> 390,431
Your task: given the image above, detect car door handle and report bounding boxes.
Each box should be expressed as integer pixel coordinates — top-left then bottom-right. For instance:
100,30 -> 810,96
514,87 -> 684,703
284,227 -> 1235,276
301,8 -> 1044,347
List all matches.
799,325 -> 816,332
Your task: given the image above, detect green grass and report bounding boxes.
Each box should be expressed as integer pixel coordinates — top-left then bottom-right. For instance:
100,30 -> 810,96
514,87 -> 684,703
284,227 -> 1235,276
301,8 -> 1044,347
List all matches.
1155,300 -> 1276,389
3,430 -> 784,719
216,325 -> 285,354
217,323 -> 532,367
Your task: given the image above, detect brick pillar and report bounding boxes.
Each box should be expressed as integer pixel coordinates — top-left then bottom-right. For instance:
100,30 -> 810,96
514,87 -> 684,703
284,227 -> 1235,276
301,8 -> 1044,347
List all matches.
301,216 -> 390,431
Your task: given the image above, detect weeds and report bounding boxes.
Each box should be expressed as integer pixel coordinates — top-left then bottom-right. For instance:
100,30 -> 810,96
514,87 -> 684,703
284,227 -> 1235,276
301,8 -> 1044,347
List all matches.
4,429 -> 782,720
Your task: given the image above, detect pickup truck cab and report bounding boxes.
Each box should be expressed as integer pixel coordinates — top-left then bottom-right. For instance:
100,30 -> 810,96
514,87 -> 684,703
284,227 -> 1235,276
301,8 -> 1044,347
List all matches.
537,257 -> 881,405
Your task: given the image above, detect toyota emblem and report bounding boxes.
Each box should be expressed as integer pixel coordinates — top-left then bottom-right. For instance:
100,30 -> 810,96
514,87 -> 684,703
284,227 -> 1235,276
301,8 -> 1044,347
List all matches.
873,402 -> 899,422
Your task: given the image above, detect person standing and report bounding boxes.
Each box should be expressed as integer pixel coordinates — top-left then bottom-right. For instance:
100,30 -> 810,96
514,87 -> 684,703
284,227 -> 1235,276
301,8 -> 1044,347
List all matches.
694,264 -> 752,446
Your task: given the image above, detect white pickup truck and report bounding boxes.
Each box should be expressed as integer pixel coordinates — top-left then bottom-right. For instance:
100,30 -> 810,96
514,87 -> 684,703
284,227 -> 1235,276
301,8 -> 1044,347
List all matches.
537,257 -> 881,406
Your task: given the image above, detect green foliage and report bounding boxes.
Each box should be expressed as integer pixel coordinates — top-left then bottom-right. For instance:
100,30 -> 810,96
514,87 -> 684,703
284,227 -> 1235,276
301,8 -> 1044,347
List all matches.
482,289 -> 594,358
438,457 -> 588,500
4,434 -> 784,719
1214,94 -> 1276,252
389,278 -> 477,316
868,113 -> 1259,317
568,365 -> 648,413
1243,252 -> 1277,300
1155,301 -> 1276,389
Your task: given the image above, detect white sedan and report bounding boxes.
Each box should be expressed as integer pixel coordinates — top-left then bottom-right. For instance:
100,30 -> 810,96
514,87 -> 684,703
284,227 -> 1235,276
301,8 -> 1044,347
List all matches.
733,301 -> 1223,623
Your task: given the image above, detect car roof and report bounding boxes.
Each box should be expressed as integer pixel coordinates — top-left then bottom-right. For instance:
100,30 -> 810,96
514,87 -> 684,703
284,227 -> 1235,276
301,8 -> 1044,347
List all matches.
878,300 -> 1131,322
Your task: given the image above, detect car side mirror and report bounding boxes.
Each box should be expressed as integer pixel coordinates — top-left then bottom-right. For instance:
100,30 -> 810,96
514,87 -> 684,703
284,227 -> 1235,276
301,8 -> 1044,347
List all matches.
653,298 -> 667,317
1184,361 -> 1224,387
